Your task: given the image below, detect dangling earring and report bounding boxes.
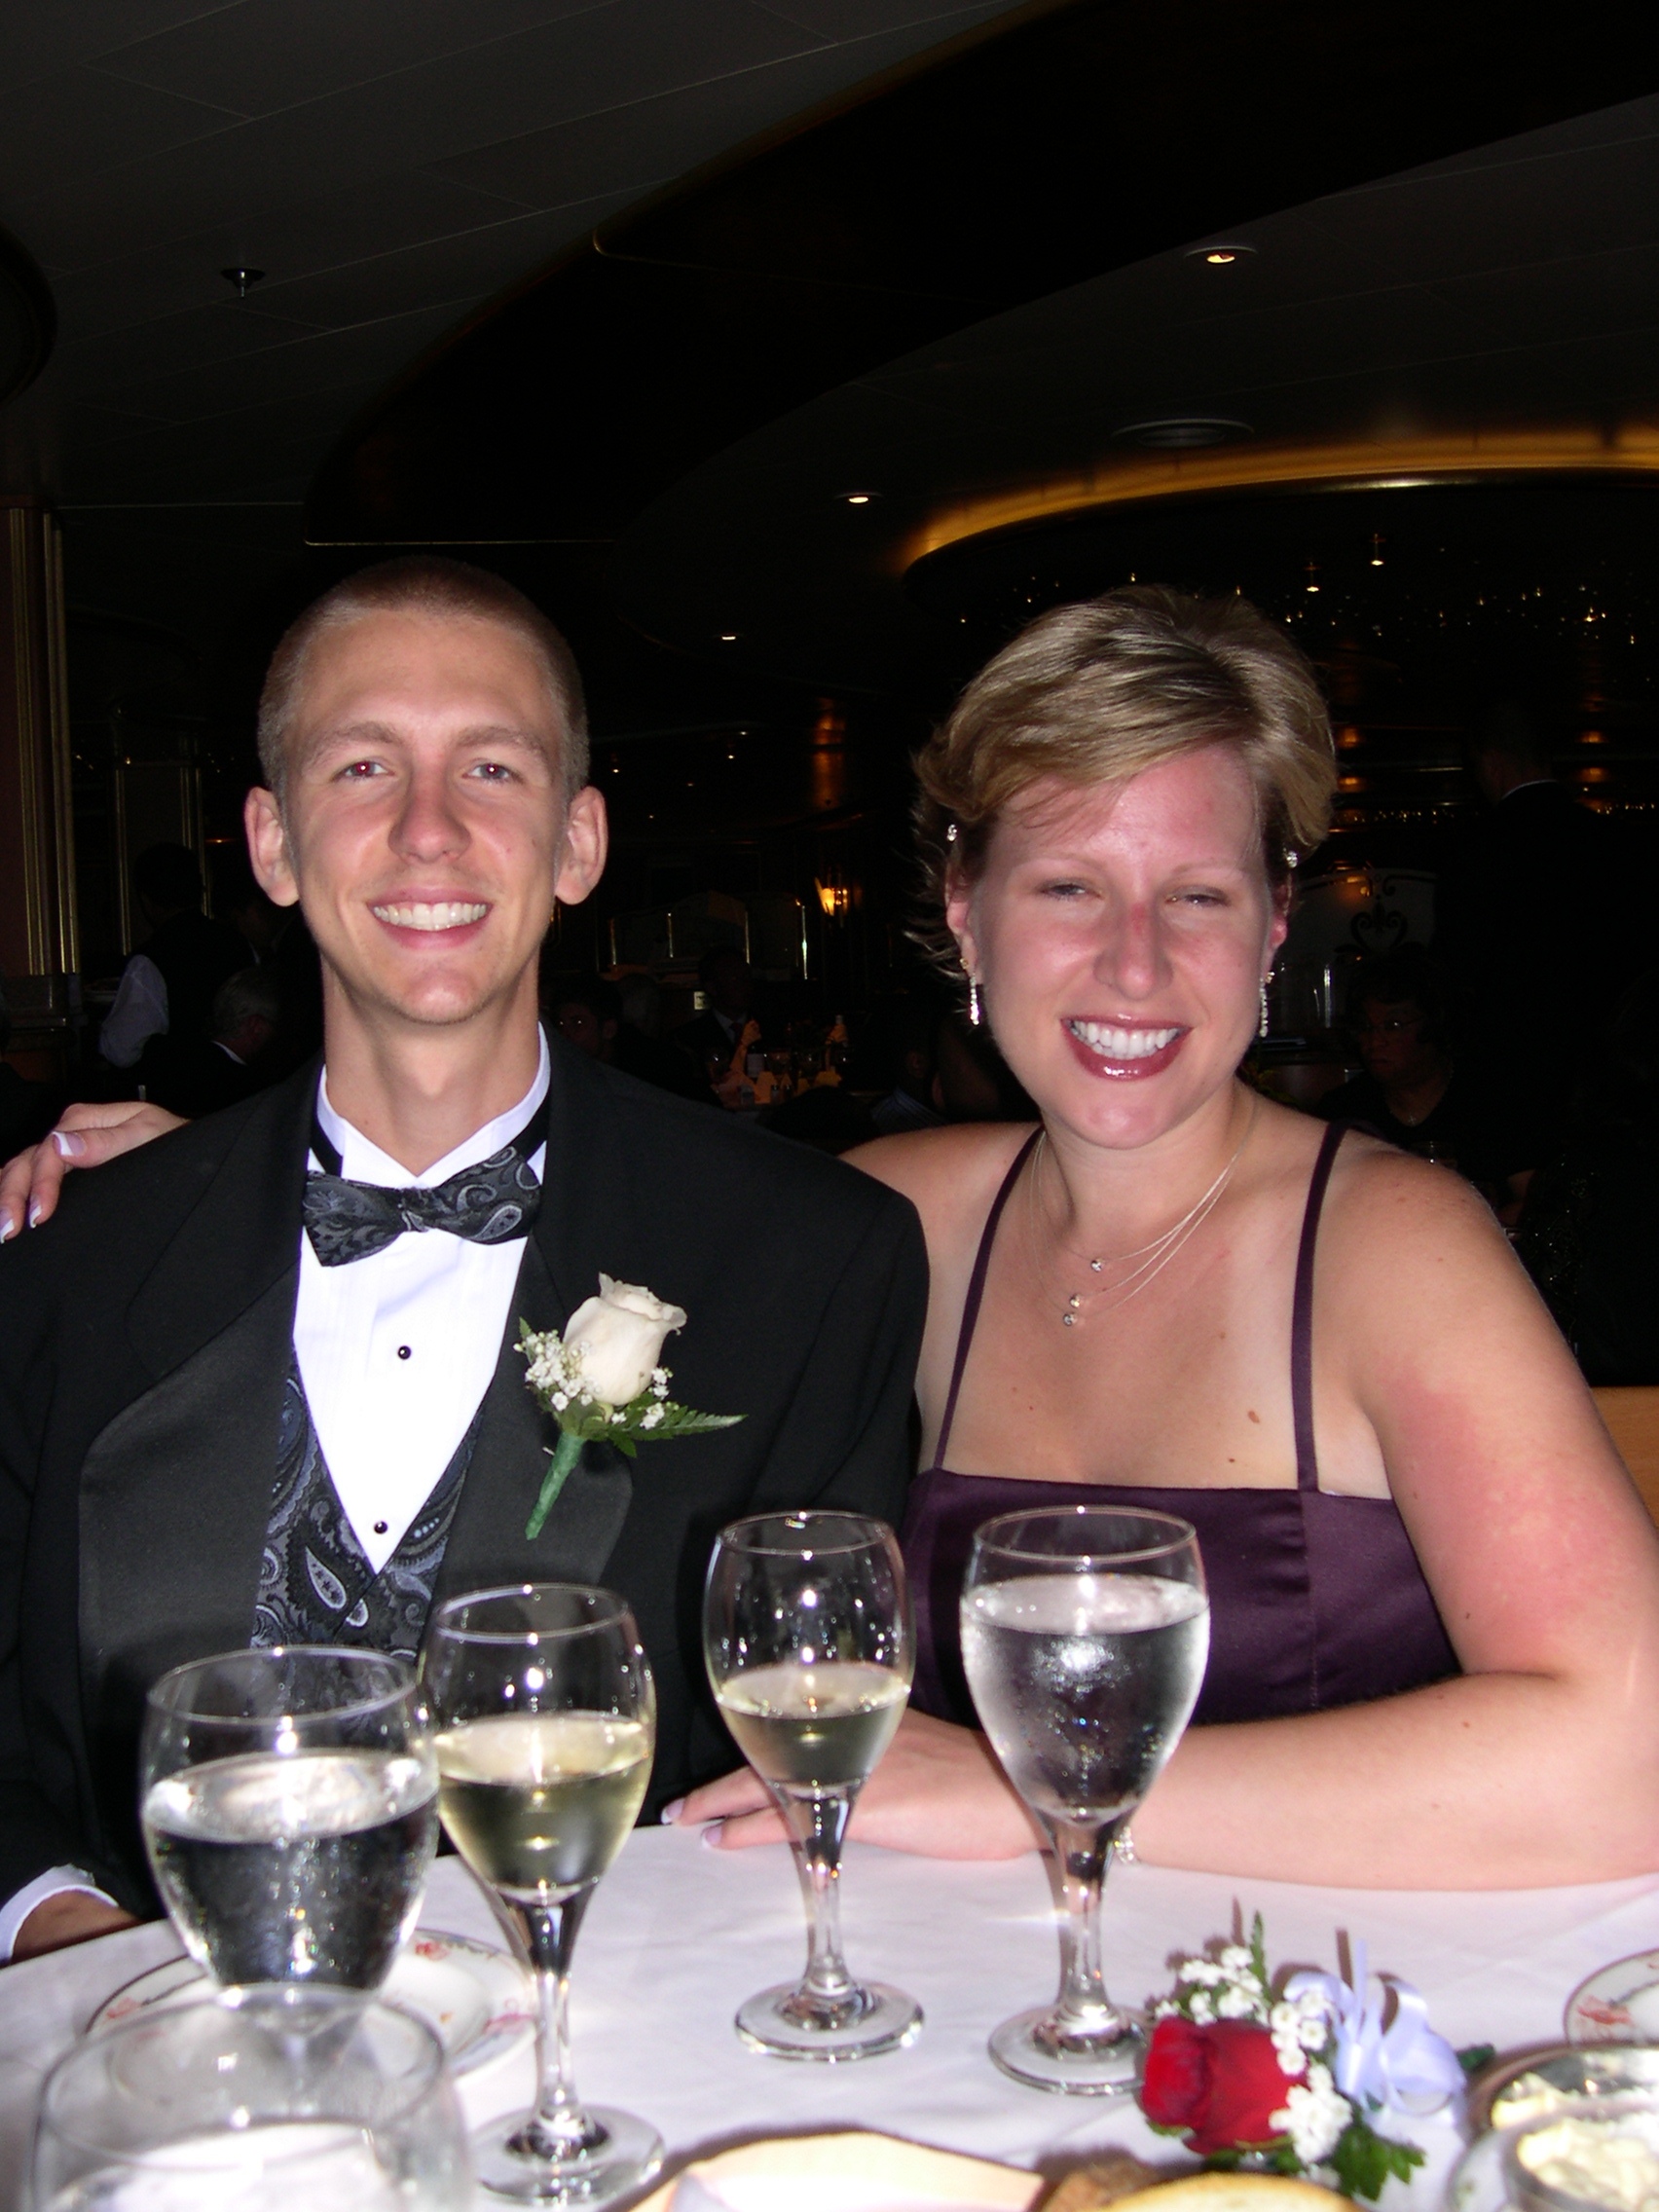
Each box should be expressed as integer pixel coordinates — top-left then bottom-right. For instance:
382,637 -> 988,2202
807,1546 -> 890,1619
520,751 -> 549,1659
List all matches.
969,978 -> 982,1028
1259,975 -> 1272,1040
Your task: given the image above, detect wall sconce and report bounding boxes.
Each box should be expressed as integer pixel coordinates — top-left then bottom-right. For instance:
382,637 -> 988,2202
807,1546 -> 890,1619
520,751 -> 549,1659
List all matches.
815,878 -> 851,919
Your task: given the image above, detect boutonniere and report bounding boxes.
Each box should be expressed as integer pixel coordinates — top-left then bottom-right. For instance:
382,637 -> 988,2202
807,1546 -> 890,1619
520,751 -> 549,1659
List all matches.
1138,1916 -> 1463,2201
518,1276 -> 744,1537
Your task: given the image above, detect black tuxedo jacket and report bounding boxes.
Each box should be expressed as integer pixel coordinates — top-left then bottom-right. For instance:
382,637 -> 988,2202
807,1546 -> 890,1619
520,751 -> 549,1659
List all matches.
0,1039 -> 927,1915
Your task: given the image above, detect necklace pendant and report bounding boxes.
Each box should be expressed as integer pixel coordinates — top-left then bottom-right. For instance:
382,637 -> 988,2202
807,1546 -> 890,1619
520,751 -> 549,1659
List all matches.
1067,1293 -> 1082,1309
1089,1258 -> 1103,1272
1062,1311 -> 1077,1327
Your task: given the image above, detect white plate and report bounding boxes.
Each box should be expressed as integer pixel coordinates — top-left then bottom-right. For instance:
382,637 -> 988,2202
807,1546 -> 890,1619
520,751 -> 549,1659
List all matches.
89,1929 -> 536,2080
1566,1952 -> 1659,2046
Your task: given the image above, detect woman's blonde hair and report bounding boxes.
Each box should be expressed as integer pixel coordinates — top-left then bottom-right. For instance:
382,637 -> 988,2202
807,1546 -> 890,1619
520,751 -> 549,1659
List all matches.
913,586 -> 1335,979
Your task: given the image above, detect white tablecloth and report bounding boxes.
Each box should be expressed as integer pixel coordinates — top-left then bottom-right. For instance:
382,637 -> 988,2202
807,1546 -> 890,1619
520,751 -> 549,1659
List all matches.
3,1832 -> 1656,2209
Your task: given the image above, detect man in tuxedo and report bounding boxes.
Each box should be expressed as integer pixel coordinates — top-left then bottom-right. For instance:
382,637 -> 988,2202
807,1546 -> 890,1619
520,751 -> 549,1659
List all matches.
0,557 -> 926,1959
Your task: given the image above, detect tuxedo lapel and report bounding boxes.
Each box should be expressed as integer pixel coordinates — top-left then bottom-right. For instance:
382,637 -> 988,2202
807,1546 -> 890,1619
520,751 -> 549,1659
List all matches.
79,1267 -> 299,1877
77,1068 -> 313,1867
438,1235 -> 633,1596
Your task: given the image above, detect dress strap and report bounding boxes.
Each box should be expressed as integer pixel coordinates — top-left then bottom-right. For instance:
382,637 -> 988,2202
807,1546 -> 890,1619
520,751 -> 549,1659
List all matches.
934,1128 -> 1042,1466
1292,1121 -> 1348,1493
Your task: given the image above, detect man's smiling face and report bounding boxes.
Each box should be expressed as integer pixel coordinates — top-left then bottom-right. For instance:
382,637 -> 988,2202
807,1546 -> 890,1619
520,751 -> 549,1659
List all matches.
246,608 -> 605,1035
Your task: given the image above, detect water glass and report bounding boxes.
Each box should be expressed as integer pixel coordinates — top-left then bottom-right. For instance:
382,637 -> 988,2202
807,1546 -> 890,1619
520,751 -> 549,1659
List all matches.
704,1510 -> 920,2060
961,1505 -> 1208,2093
140,1646 -> 438,1990
30,1982 -> 468,2212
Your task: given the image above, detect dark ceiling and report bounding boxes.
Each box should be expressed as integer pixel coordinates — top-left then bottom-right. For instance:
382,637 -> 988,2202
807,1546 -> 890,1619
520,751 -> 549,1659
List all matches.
0,0 -> 1031,663
7,0 -> 1659,861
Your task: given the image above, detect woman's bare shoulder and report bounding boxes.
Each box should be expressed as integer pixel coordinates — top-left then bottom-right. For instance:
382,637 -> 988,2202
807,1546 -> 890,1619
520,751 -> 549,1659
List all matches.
844,1123 -> 1036,1227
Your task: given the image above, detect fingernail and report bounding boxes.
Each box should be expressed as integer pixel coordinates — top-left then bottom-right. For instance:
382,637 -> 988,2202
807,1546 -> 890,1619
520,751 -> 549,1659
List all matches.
27,1201 -> 43,1229
659,1798 -> 683,1826
52,1131 -> 85,1159
699,1822 -> 725,1851
0,1213 -> 14,1243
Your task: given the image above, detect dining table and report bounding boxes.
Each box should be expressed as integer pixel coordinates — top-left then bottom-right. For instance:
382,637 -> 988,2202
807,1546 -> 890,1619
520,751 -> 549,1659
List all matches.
2,1829 -> 1655,2212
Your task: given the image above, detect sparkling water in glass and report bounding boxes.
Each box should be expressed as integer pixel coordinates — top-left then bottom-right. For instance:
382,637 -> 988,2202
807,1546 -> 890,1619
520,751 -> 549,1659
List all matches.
30,1982 -> 468,2212
961,1505 -> 1208,2094
140,1646 -> 438,1991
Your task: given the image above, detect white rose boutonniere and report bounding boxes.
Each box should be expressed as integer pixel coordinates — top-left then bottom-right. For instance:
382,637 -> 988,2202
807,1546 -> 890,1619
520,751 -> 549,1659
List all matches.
518,1275 -> 744,1537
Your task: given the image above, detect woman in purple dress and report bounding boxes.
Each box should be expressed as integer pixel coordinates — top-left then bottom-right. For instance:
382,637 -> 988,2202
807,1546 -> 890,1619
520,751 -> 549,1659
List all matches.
682,588 -> 1659,1886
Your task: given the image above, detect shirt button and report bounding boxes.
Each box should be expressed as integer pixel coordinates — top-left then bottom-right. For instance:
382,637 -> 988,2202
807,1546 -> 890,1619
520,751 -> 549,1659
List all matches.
374,1520 -> 389,1535
396,1345 -> 412,1360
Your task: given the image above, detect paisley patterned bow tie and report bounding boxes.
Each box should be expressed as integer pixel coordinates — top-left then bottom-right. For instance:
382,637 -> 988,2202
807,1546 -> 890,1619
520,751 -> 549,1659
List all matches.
302,1096 -> 548,1267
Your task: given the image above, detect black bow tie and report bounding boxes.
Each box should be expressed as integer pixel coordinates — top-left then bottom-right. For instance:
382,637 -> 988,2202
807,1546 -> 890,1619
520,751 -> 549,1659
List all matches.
302,1094 -> 548,1268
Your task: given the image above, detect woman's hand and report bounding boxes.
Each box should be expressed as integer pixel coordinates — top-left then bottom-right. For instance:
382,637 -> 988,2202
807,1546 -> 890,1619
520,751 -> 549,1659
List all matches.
666,1709 -> 1040,1859
0,1101 -> 186,1241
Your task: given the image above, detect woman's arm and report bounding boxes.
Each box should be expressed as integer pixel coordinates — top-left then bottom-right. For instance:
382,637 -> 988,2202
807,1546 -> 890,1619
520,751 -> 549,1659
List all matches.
1134,1151 -> 1659,1887
682,1148 -> 1659,1887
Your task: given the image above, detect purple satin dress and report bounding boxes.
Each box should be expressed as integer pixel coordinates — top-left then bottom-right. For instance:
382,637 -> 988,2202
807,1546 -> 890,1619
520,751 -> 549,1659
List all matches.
902,1121 -> 1458,1728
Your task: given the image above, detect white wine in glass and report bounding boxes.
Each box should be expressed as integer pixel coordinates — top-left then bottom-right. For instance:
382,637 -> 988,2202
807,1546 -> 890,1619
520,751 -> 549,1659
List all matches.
424,1585 -> 660,2206
704,1512 -> 921,2061
961,1506 -> 1208,2095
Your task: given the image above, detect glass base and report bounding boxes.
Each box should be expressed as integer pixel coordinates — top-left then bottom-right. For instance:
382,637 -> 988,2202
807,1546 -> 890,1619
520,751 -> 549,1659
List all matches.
988,2004 -> 1147,2096
472,2105 -> 663,2205
735,1979 -> 922,2062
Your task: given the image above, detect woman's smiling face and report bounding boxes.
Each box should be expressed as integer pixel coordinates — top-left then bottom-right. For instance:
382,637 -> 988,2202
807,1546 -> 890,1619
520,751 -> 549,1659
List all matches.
948,744 -> 1286,1150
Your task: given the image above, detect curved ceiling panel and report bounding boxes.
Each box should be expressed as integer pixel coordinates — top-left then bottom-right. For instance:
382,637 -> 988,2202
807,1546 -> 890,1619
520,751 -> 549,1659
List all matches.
308,0 -> 1659,563
608,84 -> 1659,696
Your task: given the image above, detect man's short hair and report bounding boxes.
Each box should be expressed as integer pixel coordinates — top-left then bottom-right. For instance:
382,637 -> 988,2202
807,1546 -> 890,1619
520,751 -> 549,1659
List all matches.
256,556 -> 589,805
212,966 -> 281,1038
134,842 -> 203,911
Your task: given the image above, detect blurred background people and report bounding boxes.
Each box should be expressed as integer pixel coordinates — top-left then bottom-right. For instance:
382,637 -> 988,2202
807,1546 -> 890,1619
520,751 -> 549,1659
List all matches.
1318,946 -> 1469,1158
1434,703 -> 1631,1180
141,967 -> 281,1119
675,946 -> 756,1076
549,971 -> 714,1102
1519,970 -> 1659,1384
98,843 -> 249,1083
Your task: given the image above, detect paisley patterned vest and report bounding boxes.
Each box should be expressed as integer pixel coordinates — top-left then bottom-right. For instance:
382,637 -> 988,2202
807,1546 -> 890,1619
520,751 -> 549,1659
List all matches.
251,1356 -> 479,1663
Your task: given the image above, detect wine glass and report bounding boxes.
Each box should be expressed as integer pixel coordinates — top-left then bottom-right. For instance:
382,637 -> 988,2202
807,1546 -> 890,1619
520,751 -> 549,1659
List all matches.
30,1982 -> 469,2212
703,1510 -> 920,2061
961,1505 -> 1208,2095
422,1583 -> 660,2206
140,1646 -> 438,1990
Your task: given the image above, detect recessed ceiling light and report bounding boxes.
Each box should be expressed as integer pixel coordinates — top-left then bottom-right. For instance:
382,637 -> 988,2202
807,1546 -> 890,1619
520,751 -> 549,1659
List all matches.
1113,418 -> 1251,450
719,633 -> 738,643
221,266 -> 265,295
836,491 -> 879,506
1185,243 -> 1256,268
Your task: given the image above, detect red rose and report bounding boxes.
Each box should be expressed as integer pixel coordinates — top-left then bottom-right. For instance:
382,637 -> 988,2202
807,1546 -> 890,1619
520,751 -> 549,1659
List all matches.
1140,2017 -> 1291,2155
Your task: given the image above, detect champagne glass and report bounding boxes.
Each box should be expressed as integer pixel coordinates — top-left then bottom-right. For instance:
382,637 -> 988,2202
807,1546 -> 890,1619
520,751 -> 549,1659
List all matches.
703,1511 -> 920,2061
30,1982 -> 469,2212
961,1506 -> 1208,2095
423,1584 -> 659,2206
140,1647 -> 438,1990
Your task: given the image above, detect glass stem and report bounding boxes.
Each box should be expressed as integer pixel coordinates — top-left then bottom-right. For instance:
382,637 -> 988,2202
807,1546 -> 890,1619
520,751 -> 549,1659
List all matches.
508,1887 -> 608,2162
777,1785 -> 861,2014
1048,1817 -> 1124,2039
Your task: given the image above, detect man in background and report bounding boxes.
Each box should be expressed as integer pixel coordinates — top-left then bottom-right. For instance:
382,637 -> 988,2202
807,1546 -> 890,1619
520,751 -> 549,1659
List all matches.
1435,703 -> 1631,1176
98,843 -> 249,1081
143,967 -> 281,1119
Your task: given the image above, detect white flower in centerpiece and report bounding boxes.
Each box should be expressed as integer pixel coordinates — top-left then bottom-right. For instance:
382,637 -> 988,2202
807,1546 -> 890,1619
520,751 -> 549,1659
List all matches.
1272,2062 -> 1350,2165
563,1274 -> 687,1407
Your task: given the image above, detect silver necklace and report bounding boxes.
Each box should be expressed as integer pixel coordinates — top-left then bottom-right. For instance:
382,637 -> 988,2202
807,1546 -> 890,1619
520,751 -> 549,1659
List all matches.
1028,1093 -> 1259,1327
